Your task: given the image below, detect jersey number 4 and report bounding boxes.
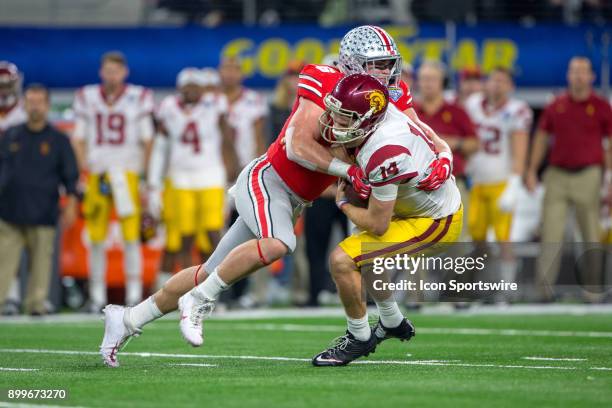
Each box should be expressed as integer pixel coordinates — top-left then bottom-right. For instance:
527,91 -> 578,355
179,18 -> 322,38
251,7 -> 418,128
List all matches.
181,122 -> 201,153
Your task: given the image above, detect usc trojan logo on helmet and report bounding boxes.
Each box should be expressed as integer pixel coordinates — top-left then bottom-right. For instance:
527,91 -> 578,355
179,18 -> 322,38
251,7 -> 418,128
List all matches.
366,90 -> 386,114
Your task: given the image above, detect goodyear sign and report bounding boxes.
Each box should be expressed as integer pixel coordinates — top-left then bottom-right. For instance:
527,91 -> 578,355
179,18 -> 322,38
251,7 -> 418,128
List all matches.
1,24 -> 609,88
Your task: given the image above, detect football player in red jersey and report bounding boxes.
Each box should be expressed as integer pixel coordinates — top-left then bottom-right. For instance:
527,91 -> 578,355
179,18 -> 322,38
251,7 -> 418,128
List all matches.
99,26 -> 454,367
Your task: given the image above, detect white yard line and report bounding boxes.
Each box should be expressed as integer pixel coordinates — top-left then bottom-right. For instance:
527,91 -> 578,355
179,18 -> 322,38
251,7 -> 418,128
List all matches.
0,348 -> 610,372
2,317 -> 612,338
1,303 -> 611,325
209,323 -> 612,338
523,357 -> 587,361
0,367 -> 39,371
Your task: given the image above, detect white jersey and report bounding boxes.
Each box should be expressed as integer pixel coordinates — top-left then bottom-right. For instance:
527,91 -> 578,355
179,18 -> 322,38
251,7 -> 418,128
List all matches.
226,88 -> 268,167
0,102 -> 26,133
72,84 -> 154,174
357,104 -> 461,220
465,93 -> 532,184
157,92 -> 228,189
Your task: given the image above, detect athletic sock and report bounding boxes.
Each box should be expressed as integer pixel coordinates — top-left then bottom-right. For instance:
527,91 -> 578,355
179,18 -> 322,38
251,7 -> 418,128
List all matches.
192,268 -> 228,301
347,314 -> 371,341
125,296 -> 163,330
376,298 -> 404,328
124,241 -> 143,305
89,243 -> 107,307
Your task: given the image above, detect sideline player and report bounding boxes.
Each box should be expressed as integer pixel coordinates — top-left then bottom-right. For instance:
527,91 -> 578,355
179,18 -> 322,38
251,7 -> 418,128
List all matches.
148,68 -> 235,286
0,61 -> 27,315
464,67 -> 531,290
72,52 -> 154,312
99,26 -> 453,367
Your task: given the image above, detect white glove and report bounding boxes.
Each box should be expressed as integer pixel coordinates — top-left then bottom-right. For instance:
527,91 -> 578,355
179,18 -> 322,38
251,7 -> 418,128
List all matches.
498,174 -> 522,213
148,188 -> 163,219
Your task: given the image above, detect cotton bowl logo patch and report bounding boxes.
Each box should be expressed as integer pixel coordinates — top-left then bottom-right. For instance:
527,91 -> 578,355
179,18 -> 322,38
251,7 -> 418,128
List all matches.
388,86 -> 403,102
367,90 -> 387,113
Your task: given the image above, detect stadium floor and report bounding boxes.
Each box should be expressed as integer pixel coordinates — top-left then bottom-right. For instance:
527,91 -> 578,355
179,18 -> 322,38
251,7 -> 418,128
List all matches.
1,305 -> 611,408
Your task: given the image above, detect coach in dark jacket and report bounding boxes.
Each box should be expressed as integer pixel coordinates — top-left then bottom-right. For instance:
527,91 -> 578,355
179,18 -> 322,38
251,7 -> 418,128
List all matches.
0,84 -> 79,315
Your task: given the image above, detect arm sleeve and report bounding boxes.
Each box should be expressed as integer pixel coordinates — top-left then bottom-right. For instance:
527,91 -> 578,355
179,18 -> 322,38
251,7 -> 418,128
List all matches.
138,89 -> 155,142
72,88 -> 88,141
372,183 -> 399,202
511,103 -> 533,134
147,135 -> 169,188
59,133 -> 79,195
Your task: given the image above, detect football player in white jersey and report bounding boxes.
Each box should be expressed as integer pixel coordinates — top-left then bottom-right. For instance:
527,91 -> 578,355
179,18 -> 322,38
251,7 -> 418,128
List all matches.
0,61 -> 26,133
312,74 -> 463,366
0,61 -> 27,316
72,51 -> 155,312
464,67 -> 532,291
220,56 -> 268,170
148,68 -> 236,286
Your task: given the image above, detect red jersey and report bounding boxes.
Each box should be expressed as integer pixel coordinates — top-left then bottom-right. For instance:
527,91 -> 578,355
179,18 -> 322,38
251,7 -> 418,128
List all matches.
266,64 -> 413,201
413,101 -> 476,177
538,91 -> 612,169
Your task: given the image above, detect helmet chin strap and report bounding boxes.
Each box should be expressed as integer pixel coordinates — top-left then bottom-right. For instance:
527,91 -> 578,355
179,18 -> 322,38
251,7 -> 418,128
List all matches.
331,107 -> 375,144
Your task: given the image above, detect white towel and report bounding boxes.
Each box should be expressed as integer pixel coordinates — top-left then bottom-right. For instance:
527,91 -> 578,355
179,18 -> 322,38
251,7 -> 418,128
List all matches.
108,168 -> 136,218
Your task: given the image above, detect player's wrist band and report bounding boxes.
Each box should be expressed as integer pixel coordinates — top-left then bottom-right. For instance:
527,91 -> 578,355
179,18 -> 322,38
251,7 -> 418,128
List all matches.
336,198 -> 349,210
438,151 -> 453,161
328,158 -> 351,178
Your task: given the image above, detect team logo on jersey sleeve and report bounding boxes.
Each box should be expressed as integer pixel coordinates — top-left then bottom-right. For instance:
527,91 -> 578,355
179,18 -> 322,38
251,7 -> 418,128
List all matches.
387,86 -> 403,102
367,90 -> 387,113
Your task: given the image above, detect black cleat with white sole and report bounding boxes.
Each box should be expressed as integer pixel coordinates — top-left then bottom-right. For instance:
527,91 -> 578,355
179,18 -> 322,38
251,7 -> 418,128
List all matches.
373,318 -> 415,344
312,330 -> 377,367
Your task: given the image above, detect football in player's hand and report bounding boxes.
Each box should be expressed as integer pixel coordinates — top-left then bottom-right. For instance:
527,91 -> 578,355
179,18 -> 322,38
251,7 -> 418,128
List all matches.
344,184 -> 368,208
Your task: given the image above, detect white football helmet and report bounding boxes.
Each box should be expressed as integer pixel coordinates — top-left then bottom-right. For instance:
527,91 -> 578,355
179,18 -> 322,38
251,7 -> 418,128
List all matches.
338,25 -> 402,86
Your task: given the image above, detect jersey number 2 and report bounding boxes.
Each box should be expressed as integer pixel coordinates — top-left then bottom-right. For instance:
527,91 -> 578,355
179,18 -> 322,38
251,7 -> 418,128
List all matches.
181,122 -> 201,153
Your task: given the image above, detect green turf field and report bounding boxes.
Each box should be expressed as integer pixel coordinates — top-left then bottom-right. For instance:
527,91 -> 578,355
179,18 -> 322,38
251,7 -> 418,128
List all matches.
1,311 -> 612,408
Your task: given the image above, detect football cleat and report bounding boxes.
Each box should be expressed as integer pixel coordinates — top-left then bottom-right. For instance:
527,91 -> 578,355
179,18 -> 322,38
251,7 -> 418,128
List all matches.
312,330 -> 377,367
178,291 -> 215,347
99,305 -> 141,368
373,317 -> 415,344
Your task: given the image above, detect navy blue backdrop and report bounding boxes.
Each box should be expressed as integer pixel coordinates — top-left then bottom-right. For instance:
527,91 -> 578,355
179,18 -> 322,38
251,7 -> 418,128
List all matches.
1,23 -> 609,88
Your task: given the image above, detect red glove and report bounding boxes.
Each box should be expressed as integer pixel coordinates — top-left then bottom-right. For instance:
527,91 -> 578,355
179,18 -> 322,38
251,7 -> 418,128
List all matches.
417,152 -> 452,191
347,165 -> 371,200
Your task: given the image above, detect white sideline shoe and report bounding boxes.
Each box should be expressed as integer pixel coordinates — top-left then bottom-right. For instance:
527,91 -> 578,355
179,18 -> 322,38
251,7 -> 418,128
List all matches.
99,305 -> 141,368
178,292 -> 215,347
